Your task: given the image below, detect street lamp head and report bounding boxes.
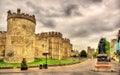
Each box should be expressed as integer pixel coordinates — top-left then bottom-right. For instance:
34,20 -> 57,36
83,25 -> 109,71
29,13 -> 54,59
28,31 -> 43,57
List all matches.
42,53 -> 50,56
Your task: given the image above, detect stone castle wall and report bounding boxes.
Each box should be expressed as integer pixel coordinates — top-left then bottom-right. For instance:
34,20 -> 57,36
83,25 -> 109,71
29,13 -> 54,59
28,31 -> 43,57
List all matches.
4,9 -> 36,63
35,32 -> 72,60
0,9 -> 72,63
0,31 -> 6,60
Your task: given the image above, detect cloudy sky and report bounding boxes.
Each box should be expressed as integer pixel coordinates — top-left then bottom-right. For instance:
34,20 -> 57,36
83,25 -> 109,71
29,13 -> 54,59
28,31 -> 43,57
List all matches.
0,0 -> 120,51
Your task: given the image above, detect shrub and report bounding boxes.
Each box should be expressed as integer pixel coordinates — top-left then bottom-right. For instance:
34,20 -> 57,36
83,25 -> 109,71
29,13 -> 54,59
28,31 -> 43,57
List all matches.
21,58 -> 28,70
92,52 -> 98,58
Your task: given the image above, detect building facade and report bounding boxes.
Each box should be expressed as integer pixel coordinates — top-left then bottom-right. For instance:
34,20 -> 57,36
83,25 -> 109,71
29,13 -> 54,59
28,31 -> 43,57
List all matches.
110,38 -> 120,62
87,46 -> 95,58
35,32 -> 72,60
110,39 -> 116,58
0,9 -> 72,63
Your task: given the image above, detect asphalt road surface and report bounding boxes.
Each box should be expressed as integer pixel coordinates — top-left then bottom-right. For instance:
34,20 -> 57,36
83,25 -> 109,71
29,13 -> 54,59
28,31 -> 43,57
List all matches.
0,59 -> 119,75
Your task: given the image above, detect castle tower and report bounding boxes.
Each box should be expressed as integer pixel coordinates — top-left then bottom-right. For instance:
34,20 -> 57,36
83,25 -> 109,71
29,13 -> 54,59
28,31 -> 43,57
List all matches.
62,38 -> 72,59
4,9 -> 36,63
35,32 -> 63,59
49,32 -> 63,59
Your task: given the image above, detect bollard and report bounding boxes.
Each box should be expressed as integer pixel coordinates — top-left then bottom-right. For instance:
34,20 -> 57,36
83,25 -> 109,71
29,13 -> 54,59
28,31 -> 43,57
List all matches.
39,64 -> 43,69
43,64 -> 48,69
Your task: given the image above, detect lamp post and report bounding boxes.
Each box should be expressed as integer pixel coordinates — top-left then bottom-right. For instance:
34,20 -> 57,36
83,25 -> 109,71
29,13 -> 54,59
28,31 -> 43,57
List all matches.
42,52 -> 50,69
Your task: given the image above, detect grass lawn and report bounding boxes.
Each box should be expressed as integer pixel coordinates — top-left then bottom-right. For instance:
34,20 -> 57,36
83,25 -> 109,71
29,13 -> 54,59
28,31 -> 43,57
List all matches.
0,60 -> 19,68
0,58 -> 79,68
28,58 -> 79,65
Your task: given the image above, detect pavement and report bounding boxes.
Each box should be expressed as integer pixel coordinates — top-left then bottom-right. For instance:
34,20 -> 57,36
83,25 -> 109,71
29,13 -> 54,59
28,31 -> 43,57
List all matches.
0,59 -> 120,75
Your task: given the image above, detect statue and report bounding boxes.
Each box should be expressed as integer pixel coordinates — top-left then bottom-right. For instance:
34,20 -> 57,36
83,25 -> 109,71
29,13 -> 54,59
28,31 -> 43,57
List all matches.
98,38 -> 106,54
94,38 -> 113,71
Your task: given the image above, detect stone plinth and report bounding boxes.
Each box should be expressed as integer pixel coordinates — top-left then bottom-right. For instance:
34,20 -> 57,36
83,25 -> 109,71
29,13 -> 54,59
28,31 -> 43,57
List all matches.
97,54 -> 108,62
95,62 -> 112,71
93,54 -> 113,71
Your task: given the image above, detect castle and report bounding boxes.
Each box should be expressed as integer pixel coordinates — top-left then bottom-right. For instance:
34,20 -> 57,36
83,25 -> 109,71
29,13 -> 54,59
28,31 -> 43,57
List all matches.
87,46 -> 95,58
0,9 -> 72,63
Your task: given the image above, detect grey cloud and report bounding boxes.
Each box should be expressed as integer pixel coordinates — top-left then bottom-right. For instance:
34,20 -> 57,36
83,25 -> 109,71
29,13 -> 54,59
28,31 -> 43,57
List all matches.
26,1 -> 45,15
0,1 -> 2,6
71,29 -> 91,38
69,28 -> 91,38
115,20 -> 120,28
64,4 -> 82,16
77,0 -> 102,6
69,17 -> 118,38
39,19 -> 56,28
104,0 -> 120,9
26,1 -> 56,28
26,1 -> 60,17
26,1 -> 82,17
92,0 -> 102,3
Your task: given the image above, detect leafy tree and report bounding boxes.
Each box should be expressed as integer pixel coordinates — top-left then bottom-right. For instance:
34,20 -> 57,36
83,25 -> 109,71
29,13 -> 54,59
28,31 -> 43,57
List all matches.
92,51 -> 98,58
103,38 -> 110,56
79,50 -> 87,58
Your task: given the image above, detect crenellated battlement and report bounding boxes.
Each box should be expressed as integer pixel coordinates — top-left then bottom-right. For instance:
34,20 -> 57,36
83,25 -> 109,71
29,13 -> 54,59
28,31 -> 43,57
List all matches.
36,32 -> 71,44
36,31 -> 63,38
63,38 -> 70,43
7,8 -> 36,24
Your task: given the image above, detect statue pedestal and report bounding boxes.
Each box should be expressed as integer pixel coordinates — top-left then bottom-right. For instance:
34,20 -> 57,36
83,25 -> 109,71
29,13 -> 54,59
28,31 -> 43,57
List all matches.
93,54 -> 113,71
95,62 -> 112,71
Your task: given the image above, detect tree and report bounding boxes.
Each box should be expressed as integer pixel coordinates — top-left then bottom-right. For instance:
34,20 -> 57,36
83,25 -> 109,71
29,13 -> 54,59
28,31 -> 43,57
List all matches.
79,50 -> 87,58
92,51 -> 98,58
103,38 -> 110,56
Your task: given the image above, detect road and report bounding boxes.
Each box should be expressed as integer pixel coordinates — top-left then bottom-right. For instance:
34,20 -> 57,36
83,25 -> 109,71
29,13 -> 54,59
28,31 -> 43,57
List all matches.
0,59 -> 119,75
